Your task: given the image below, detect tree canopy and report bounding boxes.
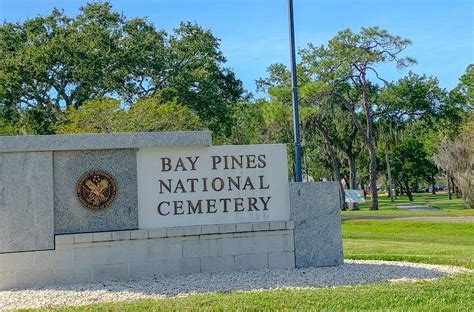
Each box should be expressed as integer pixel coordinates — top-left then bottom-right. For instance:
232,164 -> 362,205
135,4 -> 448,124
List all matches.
0,2 -> 243,135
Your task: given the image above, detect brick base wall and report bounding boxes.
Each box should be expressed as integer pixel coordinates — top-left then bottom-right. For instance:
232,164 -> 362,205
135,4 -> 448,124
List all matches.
0,221 -> 294,290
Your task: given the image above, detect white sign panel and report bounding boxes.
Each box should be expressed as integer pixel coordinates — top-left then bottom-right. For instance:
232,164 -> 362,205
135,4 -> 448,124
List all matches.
137,144 -> 290,229
344,190 -> 366,203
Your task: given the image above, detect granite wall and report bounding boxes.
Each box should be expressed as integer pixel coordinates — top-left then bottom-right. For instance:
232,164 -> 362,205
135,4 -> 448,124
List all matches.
54,149 -> 138,234
290,182 -> 344,267
0,131 -> 212,254
0,152 -> 54,253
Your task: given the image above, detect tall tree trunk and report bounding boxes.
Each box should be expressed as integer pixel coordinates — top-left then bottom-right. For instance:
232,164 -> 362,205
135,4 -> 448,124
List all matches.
349,154 -> 357,189
362,182 -> 367,199
313,118 -> 346,210
340,89 -> 377,209
404,179 -> 414,201
431,173 -> 436,195
396,181 -> 403,195
447,172 -> 452,200
367,139 -> 379,210
348,154 -> 359,210
359,74 -> 379,210
385,146 -> 395,202
451,177 -> 460,198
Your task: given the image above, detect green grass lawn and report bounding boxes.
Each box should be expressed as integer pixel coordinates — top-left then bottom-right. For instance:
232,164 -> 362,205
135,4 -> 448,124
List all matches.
342,192 -> 474,216
48,273 -> 474,311
343,219 -> 474,269
33,195 -> 474,311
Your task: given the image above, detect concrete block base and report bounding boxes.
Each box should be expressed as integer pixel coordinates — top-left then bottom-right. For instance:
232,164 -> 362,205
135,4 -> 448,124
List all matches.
0,221 -> 295,290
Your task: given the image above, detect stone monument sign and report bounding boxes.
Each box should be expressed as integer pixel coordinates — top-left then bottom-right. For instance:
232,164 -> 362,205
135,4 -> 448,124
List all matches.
0,131 -> 343,290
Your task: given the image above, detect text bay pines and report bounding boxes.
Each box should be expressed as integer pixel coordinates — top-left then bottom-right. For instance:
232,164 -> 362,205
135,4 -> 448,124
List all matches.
156,154 -> 273,216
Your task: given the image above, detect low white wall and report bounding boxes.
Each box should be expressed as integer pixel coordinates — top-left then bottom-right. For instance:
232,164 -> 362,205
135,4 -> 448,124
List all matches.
0,221 -> 294,290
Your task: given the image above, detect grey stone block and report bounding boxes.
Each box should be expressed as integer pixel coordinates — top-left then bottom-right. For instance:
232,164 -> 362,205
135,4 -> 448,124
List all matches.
109,242 -> 149,263
129,260 -> 165,278
93,232 -> 113,242
286,220 -> 295,229
0,252 -> 34,272
54,267 -> 92,285
55,235 -> 74,246
130,230 -> 148,240
201,224 -> 220,235
0,131 -> 212,153
235,253 -> 268,270
184,226 -> 201,236
269,252 -> 295,269
148,228 -> 166,239
0,272 -> 15,290
290,182 -> 343,268
73,246 -> 111,267
253,235 -> 285,253
147,240 -> 165,259
183,239 -> 217,258
183,258 -> 201,274
92,263 -> 129,282
235,223 -> 253,233
14,269 -> 54,288
112,231 -> 131,241
269,221 -> 286,231
166,227 -> 185,237
0,152 -> 54,253
34,249 -> 73,269
252,222 -> 270,232
73,233 -> 93,244
163,259 -> 183,275
203,233 -> 233,239
283,233 -> 295,252
217,237 -> 249,256
35,269 -> 55,286
201,255 -> 234,272
148,239 -> 182,260
163,240 -> 183,259
54,149 -> 138,234
219,224 -> 236,233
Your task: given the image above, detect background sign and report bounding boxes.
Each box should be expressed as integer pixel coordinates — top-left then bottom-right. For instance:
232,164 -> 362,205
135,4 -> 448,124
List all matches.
344,190 -> 366,203
137,144 -> 290,228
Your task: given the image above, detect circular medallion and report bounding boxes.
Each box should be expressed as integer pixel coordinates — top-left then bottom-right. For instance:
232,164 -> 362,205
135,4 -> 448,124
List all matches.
76,170 -> 117,211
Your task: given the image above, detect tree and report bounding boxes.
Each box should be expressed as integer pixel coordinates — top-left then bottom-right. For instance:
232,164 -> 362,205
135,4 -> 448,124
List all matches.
300,27 -> 415,210
301,82 -> 362,209
455,64 -> 473,110
390,138 -> 431,201
433,114 -> 474,208
0,117 -> 15,135
379,72 -> 448,198
56,95 -> 203,134
258,61 -> 371,209
257,65 -> 348,207
55,97 -> 127,134
126,95 -> 203,132
0,2 -> 243,135
218,101 -> 268,145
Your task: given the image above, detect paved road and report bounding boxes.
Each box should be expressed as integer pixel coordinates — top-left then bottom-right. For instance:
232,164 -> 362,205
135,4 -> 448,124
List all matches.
394,203 -> 442,212
342,215 -> 474,222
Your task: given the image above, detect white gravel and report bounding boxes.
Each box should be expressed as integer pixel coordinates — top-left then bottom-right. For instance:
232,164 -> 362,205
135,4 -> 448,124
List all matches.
0,260 -> 470,310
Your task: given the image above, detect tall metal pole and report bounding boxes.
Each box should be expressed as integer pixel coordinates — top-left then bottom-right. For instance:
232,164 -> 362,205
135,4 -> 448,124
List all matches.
288,0 -> 302,182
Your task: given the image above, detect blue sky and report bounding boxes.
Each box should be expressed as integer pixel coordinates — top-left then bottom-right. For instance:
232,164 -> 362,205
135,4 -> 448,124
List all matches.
1,0 -> 473,97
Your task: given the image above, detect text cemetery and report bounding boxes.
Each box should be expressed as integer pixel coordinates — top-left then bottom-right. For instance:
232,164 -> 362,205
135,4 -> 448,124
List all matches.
157,154 -> 272,215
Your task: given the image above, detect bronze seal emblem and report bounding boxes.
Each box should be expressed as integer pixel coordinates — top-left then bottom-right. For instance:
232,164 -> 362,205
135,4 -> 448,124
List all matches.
76,170 -> 117,211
